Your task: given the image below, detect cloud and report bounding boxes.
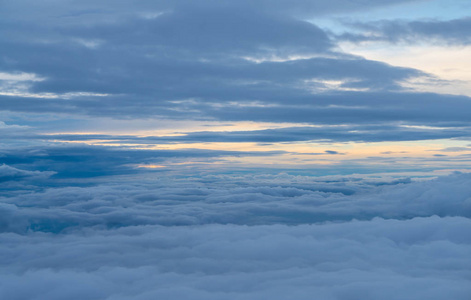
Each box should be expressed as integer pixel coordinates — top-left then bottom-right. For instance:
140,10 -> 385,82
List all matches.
0,0 -> 431,125
0,121 -> 30,135
436,147 -> 471,152
0,164 -> 55,182
0,217 -> 470,299
203,92 -> 471,126
4,89 -> 471,129
1,167 -> 471,299
0,145 -> 286,179
338,17 -> 471,45
2,171 -> 471,234
4,0 -> 470,148
10,122 -> 469,145
0,0 -> 421,24
324,150 -> 341,154
65,9 -> 333,57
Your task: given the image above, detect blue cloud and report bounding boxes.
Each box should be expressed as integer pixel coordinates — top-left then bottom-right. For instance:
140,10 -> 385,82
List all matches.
338,17 -> 471,45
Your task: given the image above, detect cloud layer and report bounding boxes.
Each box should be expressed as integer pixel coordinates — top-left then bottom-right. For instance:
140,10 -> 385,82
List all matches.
1,172 -> 471,299
2,170 -> 471,233
2,0 -> 471,146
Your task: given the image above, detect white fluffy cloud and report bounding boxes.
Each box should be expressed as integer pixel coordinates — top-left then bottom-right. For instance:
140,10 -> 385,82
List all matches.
1,217 -> 470,299
1,171 -> 470,233
1,172 -> 471,299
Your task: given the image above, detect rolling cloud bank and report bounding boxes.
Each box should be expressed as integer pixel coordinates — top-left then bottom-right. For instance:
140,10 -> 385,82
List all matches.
1,169 -> 471,299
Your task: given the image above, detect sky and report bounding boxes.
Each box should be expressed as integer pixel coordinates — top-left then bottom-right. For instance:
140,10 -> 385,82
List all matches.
1,0 -> 471,299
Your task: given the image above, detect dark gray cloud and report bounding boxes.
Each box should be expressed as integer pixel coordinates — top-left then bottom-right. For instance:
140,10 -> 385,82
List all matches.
203,92 -> 471,126
338,17 -> 471,45
0,0 -> 421,24
3,90 -> 471,129
0,0 -> 433,127
3,0 -> 469,144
